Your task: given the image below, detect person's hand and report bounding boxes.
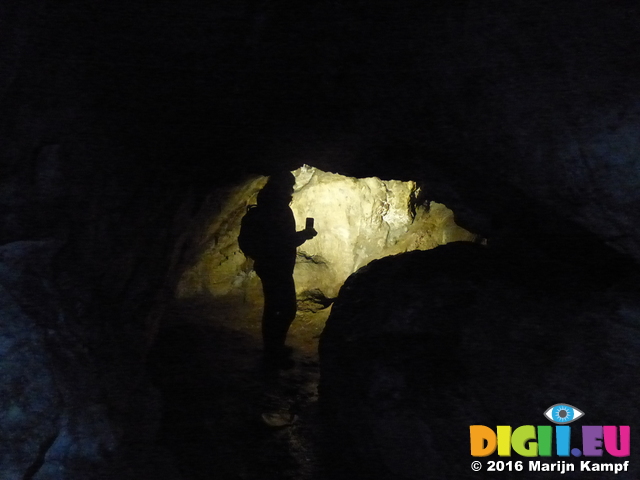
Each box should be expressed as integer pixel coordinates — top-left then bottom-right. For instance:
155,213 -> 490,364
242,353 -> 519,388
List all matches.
303,227 -> 317,239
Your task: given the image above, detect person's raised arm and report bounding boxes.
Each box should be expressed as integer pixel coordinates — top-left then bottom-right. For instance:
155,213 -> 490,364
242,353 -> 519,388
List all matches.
292,226 -> 317,246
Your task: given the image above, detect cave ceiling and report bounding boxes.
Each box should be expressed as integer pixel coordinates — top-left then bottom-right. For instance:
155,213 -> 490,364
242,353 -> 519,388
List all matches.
3,0 -> 640,259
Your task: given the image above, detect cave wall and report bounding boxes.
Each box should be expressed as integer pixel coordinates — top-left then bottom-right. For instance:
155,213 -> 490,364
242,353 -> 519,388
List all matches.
2,0 -> 640,478
176,166 -> 476,306
0,105 -> 189,476
418,1 -> 640,257
0,2 -> 200,477
289,166 -> 476,300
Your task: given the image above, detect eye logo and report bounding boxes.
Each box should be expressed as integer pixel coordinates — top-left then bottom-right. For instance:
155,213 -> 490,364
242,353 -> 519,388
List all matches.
544,404 -> 584,424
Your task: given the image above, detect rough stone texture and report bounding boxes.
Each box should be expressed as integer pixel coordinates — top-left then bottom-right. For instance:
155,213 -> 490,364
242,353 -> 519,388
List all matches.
176,166 -> 475,306
2,0 -> 640,478
0,241 -> 64,480
0,234 -> 186,480
175,176 -> 268,301
320,243 -> 640,480
291,166 -> 476,300
0,183 -> 187,480
0,5 -> 193,475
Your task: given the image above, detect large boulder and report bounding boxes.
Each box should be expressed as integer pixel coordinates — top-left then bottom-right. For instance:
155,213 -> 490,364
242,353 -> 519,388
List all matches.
320,242 -> 640,479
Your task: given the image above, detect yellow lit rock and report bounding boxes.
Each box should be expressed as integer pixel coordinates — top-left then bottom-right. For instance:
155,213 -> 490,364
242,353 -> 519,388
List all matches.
176,166 -> 477,309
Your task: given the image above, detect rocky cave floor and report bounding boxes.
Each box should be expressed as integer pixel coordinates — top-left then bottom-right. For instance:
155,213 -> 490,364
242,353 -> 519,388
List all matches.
147,298 -> 347,480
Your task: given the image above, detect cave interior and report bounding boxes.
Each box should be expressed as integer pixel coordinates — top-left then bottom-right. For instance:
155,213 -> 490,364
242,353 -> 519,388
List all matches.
2,1 -> 640,479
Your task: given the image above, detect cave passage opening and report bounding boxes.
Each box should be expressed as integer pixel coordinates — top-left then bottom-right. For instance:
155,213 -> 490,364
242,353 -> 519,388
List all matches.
148,165 -> 479,480
175,165 -> 478,337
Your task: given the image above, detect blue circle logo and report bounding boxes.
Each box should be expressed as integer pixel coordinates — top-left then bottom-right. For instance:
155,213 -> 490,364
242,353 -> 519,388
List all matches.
543,403 -> 585,424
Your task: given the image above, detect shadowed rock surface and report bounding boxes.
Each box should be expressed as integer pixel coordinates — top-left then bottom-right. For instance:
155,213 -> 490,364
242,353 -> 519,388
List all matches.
320,242 -> 640,479
2,0 -> 640,477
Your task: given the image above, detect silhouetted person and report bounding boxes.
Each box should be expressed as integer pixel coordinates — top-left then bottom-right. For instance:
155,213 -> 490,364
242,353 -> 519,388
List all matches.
239,171 -> 317,368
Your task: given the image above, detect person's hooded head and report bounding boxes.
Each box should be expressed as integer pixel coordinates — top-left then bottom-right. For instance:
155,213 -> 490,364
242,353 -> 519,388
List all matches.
257,170 -> 295,207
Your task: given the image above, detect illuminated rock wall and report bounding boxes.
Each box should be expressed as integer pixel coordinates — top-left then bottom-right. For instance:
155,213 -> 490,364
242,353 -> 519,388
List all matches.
176,166 -> 476,306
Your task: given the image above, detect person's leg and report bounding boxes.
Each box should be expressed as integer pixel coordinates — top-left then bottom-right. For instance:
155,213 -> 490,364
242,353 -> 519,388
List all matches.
269,273 -> 297,349
260,271 -> 297,358
260,274 -> 279,354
